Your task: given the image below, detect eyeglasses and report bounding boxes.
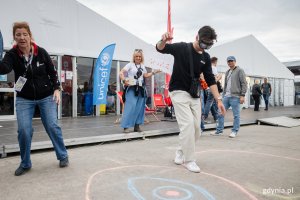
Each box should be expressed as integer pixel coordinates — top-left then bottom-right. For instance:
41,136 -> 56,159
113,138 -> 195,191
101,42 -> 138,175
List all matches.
199,39 -> 214,50
134,49 -> 143,53
227,60 -> 235,63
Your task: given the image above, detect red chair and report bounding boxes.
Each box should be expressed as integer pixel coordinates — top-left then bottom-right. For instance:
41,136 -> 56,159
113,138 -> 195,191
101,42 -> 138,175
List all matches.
153,94 -> 166,111
164,96 -> 175,119
145,105 -> 160,122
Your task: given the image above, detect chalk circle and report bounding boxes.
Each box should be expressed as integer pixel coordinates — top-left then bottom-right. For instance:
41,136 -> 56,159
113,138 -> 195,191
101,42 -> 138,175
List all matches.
165,190 -> 180,196
153,186 -> 192,200
86,165 -> 258,200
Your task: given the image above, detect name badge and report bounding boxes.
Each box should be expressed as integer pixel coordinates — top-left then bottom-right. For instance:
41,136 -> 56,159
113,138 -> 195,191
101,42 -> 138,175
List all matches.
15,76 -> 27,92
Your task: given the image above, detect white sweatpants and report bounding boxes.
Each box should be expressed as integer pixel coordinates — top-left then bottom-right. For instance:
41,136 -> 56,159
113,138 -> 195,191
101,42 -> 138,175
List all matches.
169,90 -> 201,162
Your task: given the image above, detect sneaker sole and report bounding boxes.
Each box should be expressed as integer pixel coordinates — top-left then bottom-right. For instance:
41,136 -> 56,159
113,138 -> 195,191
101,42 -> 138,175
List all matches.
174,160 -> 184,165
183,164 -> 201,173
210,132 -> 222,136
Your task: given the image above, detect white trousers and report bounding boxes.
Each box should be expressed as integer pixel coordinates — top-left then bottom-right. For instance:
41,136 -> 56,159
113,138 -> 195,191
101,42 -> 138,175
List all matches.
170,90 -> 201,162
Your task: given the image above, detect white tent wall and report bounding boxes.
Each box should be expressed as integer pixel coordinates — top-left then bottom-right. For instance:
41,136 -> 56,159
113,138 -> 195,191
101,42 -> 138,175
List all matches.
0,0 -> 173,69
284,79 -> 295,106
0,0 -> 175,119
211,35 -> 295,107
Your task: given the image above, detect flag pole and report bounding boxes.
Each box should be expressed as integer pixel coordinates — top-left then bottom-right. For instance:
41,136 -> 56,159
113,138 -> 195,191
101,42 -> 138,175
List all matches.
164,0 -> 173,98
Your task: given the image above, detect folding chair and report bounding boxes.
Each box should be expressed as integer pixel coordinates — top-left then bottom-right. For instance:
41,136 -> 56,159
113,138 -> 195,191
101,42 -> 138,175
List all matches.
153,94 -> 166,112
145,105 -> 160,122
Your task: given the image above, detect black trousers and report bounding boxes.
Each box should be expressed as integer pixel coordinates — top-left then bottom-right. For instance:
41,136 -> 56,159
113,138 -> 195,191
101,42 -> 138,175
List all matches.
252,95 -> 260,111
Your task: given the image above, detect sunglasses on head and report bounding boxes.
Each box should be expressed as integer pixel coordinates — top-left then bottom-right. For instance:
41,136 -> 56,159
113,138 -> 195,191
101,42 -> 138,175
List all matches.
134,49 -> 143,53
199,39 -> 214,50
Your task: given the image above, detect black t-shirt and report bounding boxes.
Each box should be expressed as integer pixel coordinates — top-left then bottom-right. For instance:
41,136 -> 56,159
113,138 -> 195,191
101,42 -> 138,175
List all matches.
156,42 -> 216,92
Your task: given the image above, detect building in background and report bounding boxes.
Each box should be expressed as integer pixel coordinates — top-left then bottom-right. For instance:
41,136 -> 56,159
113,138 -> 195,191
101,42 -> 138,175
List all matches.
283,60 -> 300,105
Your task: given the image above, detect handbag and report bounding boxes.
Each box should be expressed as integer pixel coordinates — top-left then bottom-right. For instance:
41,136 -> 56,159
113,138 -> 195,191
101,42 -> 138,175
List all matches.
187,43 -> 200,98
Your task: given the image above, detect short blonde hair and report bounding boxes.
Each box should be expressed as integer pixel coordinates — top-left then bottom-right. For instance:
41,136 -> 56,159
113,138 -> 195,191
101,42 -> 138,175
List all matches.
13,21 -> 32,38
131,49 -> 144,64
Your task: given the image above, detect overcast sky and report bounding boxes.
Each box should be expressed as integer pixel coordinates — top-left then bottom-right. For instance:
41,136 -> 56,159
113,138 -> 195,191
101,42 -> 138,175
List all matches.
76,0 -> 300,62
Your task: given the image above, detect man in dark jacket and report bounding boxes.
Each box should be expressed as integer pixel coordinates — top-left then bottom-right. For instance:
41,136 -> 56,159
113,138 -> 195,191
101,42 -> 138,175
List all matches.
252,79 -> 262,111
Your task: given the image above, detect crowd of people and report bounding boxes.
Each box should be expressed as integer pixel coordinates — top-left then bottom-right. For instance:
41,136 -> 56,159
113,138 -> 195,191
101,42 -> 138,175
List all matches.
1,21 -> 274,176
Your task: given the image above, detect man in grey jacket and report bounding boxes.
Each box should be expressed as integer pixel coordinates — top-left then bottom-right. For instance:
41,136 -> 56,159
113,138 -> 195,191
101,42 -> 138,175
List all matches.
211,56 -> 247,138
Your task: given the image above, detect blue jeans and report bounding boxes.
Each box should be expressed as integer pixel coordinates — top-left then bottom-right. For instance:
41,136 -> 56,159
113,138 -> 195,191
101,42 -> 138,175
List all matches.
203,89 -> 218,120
200,90 -> 205,131
216,96 -> 240,133
16,96 -> 68,168
263,94 -> 269,109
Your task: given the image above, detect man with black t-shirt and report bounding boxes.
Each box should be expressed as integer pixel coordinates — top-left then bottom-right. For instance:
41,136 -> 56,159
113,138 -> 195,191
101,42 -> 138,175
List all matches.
156,26 -> 225,173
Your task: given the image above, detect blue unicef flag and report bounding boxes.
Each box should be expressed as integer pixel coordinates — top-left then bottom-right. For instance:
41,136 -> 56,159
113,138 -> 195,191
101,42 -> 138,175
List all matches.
0,30 -> 3,61
93,43 -> 116,105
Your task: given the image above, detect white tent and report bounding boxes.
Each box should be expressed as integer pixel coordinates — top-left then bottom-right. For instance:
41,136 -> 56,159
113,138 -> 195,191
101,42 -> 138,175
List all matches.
209,35 -> 294,79
0,0 -> 173,73
209,35 -> 295,106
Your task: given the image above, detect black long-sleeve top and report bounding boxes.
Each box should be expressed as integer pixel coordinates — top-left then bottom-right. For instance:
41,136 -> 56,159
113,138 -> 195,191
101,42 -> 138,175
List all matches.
156,42 -> 216,94
0,43 -> 60,100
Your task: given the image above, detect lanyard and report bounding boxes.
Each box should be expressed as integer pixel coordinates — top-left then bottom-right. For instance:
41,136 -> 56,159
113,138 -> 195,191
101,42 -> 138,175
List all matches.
22,50 -> 33,77
134,63 -> 142,70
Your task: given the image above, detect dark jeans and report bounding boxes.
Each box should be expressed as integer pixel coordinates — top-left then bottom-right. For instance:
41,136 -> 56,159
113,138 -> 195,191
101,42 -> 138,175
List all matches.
252,95 -> 260,111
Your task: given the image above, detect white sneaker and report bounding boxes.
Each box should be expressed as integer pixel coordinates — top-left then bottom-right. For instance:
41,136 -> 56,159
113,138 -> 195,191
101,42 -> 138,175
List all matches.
174,150 -> 184,165
184,161 -> 201,173
229,132 -> 237,138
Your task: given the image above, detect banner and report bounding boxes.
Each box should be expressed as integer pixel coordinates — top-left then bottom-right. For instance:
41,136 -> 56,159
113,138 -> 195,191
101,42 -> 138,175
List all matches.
93,43 -> 116,105
0,30 -> 3,61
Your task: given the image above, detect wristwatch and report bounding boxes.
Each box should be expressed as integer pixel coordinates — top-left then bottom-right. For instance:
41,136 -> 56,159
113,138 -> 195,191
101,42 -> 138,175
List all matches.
217,96 -> 222,100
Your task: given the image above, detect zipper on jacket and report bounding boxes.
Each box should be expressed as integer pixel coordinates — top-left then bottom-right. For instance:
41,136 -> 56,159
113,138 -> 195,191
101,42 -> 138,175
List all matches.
30,64 -> 36,99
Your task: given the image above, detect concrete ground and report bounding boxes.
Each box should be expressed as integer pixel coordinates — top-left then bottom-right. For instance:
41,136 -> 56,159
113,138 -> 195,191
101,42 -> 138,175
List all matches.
0,124 -> 299,200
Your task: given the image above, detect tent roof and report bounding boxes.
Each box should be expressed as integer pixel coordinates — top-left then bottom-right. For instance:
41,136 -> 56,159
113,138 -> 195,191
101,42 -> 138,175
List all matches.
0,0 -> 173,70
209,35 -> 294,79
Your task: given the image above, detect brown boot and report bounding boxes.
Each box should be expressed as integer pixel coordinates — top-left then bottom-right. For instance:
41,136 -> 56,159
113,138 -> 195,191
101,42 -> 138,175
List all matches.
134,124 -> 142,132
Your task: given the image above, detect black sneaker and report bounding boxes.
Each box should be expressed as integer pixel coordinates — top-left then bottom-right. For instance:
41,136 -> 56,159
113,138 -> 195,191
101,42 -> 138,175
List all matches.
15,166 -> 31,176
59,157 -> 69,168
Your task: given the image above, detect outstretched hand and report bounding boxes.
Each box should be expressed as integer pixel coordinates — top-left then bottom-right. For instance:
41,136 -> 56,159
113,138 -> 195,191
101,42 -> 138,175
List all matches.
154,69 -> 162,74
161,32 -> 173,42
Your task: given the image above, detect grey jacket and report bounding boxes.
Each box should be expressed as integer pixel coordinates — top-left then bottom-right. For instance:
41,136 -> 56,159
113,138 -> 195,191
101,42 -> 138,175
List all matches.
224,66 -> 247,97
